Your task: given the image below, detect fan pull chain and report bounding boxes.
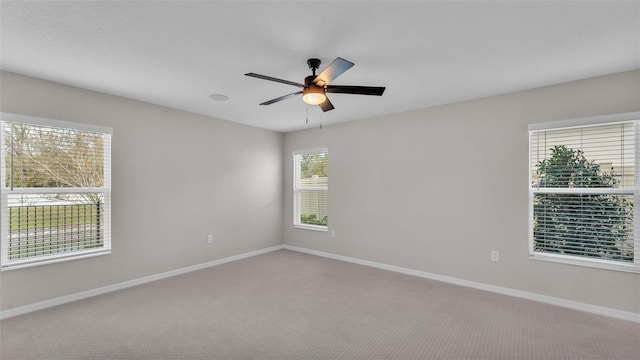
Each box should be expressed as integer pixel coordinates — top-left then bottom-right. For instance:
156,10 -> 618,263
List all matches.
320,112 -> 323,129
305,105 -> 309,124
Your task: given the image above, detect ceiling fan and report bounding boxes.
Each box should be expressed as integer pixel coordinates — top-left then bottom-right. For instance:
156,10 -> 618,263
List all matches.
245,57 -> 385,112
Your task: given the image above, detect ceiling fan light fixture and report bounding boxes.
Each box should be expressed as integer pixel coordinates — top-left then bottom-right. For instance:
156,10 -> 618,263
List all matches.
302,85 -> 326,105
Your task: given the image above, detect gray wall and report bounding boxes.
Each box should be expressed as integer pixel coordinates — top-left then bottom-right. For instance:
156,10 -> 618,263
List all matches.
283,70 -> 640,314
2,69 -> 638,315
0,71 -> 284,311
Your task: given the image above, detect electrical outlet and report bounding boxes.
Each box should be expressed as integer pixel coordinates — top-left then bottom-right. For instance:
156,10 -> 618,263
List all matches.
491,250 -> 500,262
331,230 -> 336,238
207,234 -> 213,244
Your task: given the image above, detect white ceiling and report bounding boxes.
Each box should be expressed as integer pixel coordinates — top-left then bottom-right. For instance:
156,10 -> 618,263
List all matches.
1,1 -> 638,133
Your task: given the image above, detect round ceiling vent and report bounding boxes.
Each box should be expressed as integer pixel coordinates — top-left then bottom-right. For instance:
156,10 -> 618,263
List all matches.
209,94 -> 229,101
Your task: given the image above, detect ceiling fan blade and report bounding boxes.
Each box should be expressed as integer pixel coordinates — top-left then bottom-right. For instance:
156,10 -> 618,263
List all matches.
245,73 -> 304,88
318,97 -> 334,112
313,57 -> 354,87
259,91 -> 303,105
326,85 -> 386,96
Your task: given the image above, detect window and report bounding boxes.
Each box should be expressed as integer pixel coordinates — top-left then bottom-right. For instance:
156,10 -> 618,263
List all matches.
528,112 -> 639,272
293,148 -> 328,230
1,113 -> 112,270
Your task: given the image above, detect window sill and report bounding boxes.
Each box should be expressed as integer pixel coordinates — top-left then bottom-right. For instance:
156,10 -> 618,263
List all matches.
529,252 -> 640,273
293,224 -> 328,232
1,249 -> 111,271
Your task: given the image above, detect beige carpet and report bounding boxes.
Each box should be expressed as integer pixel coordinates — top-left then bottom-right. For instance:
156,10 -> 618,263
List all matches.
1,249 -> 638,360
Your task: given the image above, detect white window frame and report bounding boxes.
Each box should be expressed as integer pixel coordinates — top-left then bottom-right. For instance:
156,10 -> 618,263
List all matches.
293,148 -> 328,232
528,112 -> 640,273
0,113 -> 112,270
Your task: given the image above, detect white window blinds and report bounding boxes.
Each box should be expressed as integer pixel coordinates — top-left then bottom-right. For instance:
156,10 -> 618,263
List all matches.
1,114 -> 112,270
529,115 -> 639,272
293,148 -> 328,230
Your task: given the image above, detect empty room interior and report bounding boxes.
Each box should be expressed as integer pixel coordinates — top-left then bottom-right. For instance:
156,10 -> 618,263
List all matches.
0,1 -> 639,359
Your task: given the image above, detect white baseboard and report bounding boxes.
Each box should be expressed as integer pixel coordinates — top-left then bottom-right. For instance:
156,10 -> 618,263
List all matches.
0,245 -> 284,320
4,244 -> 638,323
282,245 -> 640,323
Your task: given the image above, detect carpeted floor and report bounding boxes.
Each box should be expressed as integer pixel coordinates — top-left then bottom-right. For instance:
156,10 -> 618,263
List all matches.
1,249 -> 639,359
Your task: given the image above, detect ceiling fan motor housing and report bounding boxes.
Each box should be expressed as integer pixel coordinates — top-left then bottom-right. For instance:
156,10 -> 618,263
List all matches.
303,75 -> 326,105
